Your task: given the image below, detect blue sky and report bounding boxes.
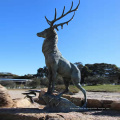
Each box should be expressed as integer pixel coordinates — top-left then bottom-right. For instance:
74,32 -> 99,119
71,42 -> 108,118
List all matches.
0,0 -> 120,75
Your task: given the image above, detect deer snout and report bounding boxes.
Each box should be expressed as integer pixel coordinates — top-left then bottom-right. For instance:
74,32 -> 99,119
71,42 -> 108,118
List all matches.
37,32 -> 46,38
37,33 -> 41,37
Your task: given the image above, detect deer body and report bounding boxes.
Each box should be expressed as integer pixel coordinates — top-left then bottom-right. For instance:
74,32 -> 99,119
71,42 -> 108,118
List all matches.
37,0 -> 87,107
38,28 -> 79,78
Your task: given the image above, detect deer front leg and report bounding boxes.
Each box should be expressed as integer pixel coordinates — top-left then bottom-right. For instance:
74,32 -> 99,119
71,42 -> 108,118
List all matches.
51,67 -> 57,94
51,72 -> 57,94
47,68 -> 52,94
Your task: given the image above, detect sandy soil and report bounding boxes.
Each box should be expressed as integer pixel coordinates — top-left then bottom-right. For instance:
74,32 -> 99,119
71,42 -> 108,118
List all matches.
8,89 -> 34,99
8,89 -> 120,101
73,91 -> 120,101
3,89 -> 120,120
0,108 -> 120,120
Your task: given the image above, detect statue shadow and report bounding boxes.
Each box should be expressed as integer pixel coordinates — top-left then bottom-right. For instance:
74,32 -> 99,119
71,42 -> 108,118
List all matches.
0,108 -> 87,114
0,108 -> 45,114
84,109 -> 120,117
1,108 -> 119,117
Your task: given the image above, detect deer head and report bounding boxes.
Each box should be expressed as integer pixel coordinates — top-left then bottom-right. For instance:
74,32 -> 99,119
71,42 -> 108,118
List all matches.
37,0 -> 80,38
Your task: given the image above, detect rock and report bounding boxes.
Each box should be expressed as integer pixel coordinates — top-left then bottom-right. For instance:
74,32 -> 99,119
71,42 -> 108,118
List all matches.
102,100 -> 114,109
87,99 -> 102,108
0,111 -> 86,120
70,96 -> 82,106
38,90 -> 46,105
0,84 -> 13,107
1,108 -> 120,120
13,98 -> 32,108
62,94 -> 71,100
59,95 -> 83,107
38,90 -> 46,98
102,100 -> 114,104
42,94 -> 85,112
111,101 -> 120,110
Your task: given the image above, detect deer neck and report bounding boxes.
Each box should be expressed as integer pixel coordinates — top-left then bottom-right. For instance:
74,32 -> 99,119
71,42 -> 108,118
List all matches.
42,34 -> 61,57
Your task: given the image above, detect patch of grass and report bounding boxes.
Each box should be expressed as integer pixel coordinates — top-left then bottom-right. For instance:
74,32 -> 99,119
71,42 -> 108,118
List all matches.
83,84 -> 120,92
8,84 -> 120,93
55,84 -> 120,93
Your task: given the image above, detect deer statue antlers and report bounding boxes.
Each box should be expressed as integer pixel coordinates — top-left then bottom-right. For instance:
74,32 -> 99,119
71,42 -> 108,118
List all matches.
45,0 -> 80,31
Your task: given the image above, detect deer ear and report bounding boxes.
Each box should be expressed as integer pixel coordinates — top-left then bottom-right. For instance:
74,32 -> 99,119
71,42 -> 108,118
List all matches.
54,27 -> 59,31
51,26 -> 59,31
50,27 -> 54,30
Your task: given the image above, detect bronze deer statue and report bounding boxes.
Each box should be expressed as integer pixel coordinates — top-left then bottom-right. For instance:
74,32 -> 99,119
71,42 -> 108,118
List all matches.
37,0 -> 87,107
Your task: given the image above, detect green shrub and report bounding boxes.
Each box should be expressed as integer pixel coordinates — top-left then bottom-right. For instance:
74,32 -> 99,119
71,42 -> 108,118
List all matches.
0,81 -> 16,88
28,78 -> 40,88
84,76 -> 110,85
40,77 -> 49,86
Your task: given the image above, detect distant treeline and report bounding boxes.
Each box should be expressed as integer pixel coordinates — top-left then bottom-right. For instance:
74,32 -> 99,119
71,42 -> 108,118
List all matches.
0,72 -> 35,79
1,62 -> 120,87
36,62 -> 120,85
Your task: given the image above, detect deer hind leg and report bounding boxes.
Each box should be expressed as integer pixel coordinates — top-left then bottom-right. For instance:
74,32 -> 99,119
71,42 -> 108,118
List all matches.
63,78 -> 70,93
71,76 -> 87,108
58,78 -> 70,97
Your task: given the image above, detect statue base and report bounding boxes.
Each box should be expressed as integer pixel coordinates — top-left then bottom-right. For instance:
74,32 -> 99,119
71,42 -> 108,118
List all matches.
42,94 -> 87,112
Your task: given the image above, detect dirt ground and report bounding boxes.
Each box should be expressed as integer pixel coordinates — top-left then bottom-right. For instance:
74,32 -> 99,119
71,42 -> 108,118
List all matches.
0,107 -> 120,120
8,89 -> 120,101
1,89 -> 119,120
73,91 -> 120,101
